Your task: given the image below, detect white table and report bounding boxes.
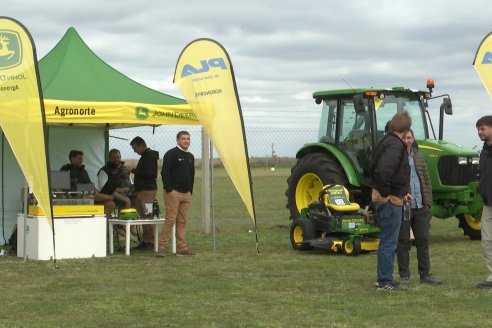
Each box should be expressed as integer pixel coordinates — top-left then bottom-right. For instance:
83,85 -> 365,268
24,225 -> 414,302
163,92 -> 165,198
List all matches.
108,218 -> 175,256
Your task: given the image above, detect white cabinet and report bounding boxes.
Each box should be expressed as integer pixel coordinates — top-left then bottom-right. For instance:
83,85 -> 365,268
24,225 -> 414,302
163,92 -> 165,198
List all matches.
17,214 -> 106,260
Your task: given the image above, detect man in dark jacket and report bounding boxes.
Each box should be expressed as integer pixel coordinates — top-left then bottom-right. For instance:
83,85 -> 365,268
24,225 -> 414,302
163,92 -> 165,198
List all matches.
60,150 -> 92,189
157,131 -> 195,257
372,111 -> 411,291
61,150 -> 113,211
475,115 -> 492,289
397,129 -> 441,286
130,137 -> 159,250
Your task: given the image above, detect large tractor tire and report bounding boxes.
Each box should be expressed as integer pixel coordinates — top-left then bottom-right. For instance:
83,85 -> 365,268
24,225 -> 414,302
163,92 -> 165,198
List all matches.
286,152 -> 348,220
457,213 -> 481,240
290,217 -> 316,250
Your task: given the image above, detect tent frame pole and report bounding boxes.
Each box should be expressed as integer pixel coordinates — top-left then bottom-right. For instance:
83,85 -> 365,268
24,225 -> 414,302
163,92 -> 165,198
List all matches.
23,181 -> 28,261
201,128 -> 211,234
211,140 -> 215,253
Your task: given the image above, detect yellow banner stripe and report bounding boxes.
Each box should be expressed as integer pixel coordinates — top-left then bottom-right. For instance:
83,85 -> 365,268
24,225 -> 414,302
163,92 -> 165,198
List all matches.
43,99 -> 199,125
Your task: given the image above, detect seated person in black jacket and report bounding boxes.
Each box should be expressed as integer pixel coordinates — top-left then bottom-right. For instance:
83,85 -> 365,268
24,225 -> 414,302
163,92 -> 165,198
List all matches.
60,150 -> 91,189
97,148 -> 132,210
60,150 -> 115,218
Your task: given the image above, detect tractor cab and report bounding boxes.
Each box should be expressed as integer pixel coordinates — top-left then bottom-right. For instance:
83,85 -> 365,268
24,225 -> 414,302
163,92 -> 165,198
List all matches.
314,87 -> 433,187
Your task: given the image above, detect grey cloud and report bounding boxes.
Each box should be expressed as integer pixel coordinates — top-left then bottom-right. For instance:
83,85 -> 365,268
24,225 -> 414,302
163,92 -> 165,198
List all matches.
2,0 -> 491,151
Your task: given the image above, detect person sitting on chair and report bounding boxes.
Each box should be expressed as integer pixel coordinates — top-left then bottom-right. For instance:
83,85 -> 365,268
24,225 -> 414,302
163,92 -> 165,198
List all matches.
97,148 -> 133,212
60,150 -> 92,189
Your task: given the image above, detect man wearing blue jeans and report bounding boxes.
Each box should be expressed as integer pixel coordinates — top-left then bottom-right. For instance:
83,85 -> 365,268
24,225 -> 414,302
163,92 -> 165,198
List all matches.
371,111 -> 412,291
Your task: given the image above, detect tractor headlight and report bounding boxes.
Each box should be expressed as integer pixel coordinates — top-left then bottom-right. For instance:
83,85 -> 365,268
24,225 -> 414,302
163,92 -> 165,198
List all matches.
458,157 -> 468,165
472,157 -> 480,165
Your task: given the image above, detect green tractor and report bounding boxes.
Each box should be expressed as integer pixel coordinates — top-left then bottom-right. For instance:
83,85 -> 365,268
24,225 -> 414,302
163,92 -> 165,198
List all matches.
287,81 -> 482,249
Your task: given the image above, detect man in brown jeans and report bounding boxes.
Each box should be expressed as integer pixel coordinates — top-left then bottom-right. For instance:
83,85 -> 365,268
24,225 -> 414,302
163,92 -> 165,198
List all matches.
130,136 -> 159,251
157,131 -> 195,257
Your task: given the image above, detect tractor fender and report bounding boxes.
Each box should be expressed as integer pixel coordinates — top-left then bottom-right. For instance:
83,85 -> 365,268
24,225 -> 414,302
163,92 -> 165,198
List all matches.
296,143 -> 360,187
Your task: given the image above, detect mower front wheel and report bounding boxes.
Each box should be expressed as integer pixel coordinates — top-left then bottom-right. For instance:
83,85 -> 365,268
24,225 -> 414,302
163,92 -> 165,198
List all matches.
290,218 -> 316,251
342,236 -> 361,256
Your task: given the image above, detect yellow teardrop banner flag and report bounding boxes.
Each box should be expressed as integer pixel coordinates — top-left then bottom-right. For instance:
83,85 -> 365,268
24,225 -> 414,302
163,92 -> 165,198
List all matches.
473,31 -> 492,99
0,17 -> 53,227
174,39 -> 257,229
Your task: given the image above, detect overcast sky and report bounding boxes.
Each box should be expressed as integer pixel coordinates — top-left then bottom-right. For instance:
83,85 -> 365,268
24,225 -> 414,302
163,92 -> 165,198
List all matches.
2,0 -> 491,154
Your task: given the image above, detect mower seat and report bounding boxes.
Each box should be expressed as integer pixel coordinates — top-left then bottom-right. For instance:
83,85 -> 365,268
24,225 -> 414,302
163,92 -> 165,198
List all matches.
320,184 -> 360,213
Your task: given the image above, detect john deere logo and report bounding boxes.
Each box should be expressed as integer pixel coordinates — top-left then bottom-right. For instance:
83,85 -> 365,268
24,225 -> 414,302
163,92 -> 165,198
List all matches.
0,31 -> 21,70
135,106 -> 149,120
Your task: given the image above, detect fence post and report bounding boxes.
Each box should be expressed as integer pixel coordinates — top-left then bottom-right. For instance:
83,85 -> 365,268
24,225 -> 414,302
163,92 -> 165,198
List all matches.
201,128 -> 211,234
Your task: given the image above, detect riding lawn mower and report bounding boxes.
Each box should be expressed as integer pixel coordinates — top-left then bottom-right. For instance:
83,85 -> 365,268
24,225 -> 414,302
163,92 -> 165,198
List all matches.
290,184 -> 380,256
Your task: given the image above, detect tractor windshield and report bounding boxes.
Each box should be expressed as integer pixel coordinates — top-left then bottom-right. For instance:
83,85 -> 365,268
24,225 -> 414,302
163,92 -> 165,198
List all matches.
317,92 -> 427,184
373,94 -> 426,140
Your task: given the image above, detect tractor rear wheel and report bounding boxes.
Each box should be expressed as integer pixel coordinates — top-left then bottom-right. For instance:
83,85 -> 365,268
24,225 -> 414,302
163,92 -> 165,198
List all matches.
286,152 -> 347,220
290,218 -> 316,250
457,213 -> 481,240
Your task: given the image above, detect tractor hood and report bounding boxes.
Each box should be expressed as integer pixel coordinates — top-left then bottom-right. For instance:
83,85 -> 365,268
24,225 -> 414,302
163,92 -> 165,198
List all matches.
417,139 -> 479,158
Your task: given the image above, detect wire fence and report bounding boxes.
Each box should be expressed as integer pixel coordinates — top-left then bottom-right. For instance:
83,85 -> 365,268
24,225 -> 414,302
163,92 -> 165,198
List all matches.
109,126 -> 318,165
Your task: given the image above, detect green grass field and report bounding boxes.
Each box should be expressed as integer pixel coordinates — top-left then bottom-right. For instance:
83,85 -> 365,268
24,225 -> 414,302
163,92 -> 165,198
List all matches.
1,167 -> 491,327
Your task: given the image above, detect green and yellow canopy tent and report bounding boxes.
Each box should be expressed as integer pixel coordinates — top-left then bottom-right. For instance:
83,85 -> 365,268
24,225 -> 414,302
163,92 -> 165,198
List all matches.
0,27 -> 198,239
40,27 -> 197,127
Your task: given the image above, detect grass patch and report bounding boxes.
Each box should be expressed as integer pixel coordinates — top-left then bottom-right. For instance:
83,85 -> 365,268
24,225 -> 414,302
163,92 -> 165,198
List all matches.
0,167 -> 490,327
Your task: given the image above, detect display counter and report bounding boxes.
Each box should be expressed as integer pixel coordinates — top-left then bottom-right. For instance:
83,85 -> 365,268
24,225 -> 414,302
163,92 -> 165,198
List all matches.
17,205 -> 106,260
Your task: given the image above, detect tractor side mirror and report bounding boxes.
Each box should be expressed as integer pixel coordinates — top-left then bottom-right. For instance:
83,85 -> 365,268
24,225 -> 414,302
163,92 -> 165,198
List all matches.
353,94 -> 365,113
440,97 -> 452,115
438,97 -> 452,140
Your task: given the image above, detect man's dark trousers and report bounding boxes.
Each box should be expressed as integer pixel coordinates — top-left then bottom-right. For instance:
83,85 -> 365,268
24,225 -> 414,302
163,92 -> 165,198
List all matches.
397,207 -> 431,279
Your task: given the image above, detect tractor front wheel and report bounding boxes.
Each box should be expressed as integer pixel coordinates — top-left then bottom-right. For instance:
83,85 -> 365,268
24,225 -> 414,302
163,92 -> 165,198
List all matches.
290,218 -> 316,250
457,213 -> 481,240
